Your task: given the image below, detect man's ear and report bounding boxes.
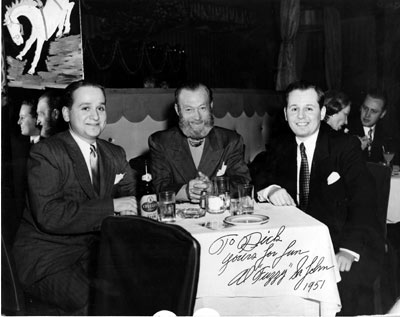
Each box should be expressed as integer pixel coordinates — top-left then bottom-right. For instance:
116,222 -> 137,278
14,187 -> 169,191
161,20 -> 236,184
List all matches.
380,109 -> 387,119
283,107 -> 288,121
62,106 -> 70,122
52,109 -> 60,120
174,103 -> 180,116
320,106 -> 326,121
210,101 -> 213,110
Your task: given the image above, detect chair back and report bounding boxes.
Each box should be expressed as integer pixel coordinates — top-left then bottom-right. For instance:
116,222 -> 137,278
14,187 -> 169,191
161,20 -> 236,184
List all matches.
1,235 -> 26,315
366,162 -> 391,238
91,216 -> 200,316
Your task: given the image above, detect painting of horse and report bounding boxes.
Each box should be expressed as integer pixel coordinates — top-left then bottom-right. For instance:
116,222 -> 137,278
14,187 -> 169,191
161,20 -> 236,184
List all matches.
4,0 -> 75,75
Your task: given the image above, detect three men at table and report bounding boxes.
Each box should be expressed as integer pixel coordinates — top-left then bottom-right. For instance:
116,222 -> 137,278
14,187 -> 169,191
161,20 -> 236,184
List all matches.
254,81 -> 384,316
149,82 -> 251,202
13,80 -> 137,314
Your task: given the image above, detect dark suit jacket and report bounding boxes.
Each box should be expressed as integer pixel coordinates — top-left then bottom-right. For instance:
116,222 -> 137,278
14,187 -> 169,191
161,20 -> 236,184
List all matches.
13,131 -> 136,287
253,126 -> 384,267
149,126 -> 251,195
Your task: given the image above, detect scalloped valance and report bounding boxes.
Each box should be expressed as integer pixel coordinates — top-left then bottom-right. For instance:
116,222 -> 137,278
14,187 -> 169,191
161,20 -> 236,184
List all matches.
105,88 -> 283,124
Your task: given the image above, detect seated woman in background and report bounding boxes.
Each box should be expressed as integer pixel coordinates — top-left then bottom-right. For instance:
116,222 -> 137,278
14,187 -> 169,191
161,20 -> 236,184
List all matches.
323,90 -> 351,132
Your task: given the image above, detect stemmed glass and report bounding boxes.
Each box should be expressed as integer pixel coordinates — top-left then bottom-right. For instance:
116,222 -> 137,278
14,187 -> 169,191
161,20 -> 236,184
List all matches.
382,141 -> 395,170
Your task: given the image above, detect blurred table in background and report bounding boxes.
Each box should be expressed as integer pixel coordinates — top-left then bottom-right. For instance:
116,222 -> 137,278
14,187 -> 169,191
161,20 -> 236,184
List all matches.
387,165 -> 400,224
176,203 -> 341,316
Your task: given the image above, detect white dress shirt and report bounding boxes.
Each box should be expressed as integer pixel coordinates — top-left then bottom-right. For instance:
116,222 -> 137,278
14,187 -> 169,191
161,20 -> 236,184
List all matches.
69,130 -> 97,182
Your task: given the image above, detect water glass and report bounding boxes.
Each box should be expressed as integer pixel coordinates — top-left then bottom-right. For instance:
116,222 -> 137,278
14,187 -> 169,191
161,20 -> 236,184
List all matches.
158,191 -> 176,222
238,183 -> 254,214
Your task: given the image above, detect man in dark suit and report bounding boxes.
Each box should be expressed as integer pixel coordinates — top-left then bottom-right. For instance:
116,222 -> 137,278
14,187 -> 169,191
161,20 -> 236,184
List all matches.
149,82 -> 250,203
12,80 -> 137,314
348,90 -> 398,163
254,81 -> 384,316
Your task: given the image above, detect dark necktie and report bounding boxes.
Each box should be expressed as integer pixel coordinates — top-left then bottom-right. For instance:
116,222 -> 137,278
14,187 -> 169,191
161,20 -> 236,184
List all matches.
367,128 -> 373,157
90,144 -> 100,194
299,143 -> 310,211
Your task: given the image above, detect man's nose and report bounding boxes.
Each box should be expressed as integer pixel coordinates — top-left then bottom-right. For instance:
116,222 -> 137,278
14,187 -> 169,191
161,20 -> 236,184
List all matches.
297,109 -> 305,119
90,109 -> 100,120
364,109 -> 371,118
193,109 -> 201,120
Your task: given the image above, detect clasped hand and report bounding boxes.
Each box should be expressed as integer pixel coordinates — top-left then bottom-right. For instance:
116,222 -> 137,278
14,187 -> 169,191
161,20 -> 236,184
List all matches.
358,136 -> 371,150
113,196 -> 137,215
187,172 -> 211,203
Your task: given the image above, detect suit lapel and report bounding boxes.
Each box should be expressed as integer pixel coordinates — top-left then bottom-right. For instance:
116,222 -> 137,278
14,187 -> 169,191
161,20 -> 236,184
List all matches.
166,131 -> 198,183
198,129 -> 224,176
310,130 -> 330,198
62,132 -> 96,198
97,141 -> 116,197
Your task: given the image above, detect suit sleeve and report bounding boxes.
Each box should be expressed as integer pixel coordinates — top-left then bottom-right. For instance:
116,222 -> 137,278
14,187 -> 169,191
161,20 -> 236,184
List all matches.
224,134 -> 252,190
27,142 -> 129,234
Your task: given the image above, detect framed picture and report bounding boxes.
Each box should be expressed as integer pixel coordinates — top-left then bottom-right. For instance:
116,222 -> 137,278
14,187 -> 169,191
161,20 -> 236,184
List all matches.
2,0 -> 83,89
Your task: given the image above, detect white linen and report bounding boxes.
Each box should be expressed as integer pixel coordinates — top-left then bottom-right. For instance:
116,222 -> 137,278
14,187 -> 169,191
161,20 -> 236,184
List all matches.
175,202 -> 342,316
387,172 -> 400,223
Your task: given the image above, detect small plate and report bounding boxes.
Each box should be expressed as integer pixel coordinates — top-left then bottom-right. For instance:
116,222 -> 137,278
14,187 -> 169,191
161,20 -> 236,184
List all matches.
224,214 -> 269,226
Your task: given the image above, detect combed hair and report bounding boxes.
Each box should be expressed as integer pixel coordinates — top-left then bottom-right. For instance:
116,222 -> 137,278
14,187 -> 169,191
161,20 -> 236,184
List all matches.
174,82 -> 213,106
62,80 -> 106,109
285,81 -> 325,108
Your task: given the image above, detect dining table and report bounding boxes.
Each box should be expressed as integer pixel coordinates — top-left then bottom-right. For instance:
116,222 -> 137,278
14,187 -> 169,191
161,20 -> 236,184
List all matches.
387,165 -> 400,224
175,202 -> 342,316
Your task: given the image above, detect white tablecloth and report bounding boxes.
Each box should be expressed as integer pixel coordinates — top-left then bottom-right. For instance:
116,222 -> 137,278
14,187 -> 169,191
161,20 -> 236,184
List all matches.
176,203 -> 342,316
387,173 -> 400,224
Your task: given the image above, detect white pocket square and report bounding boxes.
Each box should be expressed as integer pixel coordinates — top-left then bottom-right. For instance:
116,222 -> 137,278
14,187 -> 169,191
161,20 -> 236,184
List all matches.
114,173 -> 125,185
327,171 -> 340,185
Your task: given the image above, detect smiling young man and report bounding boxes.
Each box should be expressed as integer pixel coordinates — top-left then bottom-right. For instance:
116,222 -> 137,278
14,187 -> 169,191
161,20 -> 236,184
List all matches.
13,80 -> 137,314
149,81 -> 250,202
253,81 -> 384,316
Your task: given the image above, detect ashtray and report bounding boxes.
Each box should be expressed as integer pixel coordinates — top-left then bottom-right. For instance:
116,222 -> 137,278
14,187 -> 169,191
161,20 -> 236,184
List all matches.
179,207 -> 206,219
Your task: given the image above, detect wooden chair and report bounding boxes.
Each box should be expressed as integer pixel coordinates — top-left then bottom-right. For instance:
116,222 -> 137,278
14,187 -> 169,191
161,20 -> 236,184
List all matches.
90,216 -> 201,316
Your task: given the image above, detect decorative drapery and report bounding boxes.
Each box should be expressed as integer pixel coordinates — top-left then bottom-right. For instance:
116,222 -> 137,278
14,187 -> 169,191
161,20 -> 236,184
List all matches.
323,7 -> 342,90
275,0 -> 300,91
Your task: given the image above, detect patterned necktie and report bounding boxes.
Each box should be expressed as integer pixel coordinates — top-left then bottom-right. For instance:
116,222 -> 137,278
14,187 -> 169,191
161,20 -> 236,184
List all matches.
90,144 -> 100,194
299,143 -> 310,211
367,128 -> 373,157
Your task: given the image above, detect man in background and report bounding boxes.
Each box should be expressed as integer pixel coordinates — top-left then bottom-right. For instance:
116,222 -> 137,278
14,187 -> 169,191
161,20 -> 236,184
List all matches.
13,80 -> 137,315
254,81 -> 384,316
149,81 -> 250,202
17,99 -> 41,143
348,90 -> 398,163
36,90 -> 68,138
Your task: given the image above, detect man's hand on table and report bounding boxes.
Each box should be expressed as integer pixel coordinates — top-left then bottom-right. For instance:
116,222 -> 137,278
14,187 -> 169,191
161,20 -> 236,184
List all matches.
113,196 -> 138,215
336,250 -> 356,272
187,171 -> 211,203
269,188 -> 296,206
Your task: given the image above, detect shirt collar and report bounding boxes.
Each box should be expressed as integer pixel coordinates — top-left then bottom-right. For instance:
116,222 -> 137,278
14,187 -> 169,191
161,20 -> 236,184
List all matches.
69,129 -> 97,156
295,129 -> 319,149
30,135 -> 41,144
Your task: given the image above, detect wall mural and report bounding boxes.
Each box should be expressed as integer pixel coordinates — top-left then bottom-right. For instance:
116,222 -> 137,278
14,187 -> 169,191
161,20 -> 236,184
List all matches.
2,0 -> 83,89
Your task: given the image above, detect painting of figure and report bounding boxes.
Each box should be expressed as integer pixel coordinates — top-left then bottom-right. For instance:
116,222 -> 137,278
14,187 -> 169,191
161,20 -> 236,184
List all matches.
2,0 -> 83,89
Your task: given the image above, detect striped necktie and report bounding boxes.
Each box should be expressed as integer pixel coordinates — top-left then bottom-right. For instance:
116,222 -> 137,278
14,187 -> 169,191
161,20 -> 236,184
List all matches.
90,144 -> 100,194
299,143 -> 310,211
367,128 -> 373,157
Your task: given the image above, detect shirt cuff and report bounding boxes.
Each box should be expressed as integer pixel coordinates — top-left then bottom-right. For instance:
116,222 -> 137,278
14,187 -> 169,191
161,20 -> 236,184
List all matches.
257,185 -> 281,202
339,248 -> 360,262
176,185 -> 189,202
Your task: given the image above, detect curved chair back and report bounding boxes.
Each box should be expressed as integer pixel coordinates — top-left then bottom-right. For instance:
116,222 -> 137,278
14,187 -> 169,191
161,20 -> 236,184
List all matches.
91,216 -> 200,316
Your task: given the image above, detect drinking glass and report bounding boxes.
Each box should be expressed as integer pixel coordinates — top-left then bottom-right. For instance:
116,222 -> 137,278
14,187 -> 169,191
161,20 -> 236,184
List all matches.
158,191 -> 176,222
382,139 -> 395,169
238,183 -> 254,214
206,176 -> 230,214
